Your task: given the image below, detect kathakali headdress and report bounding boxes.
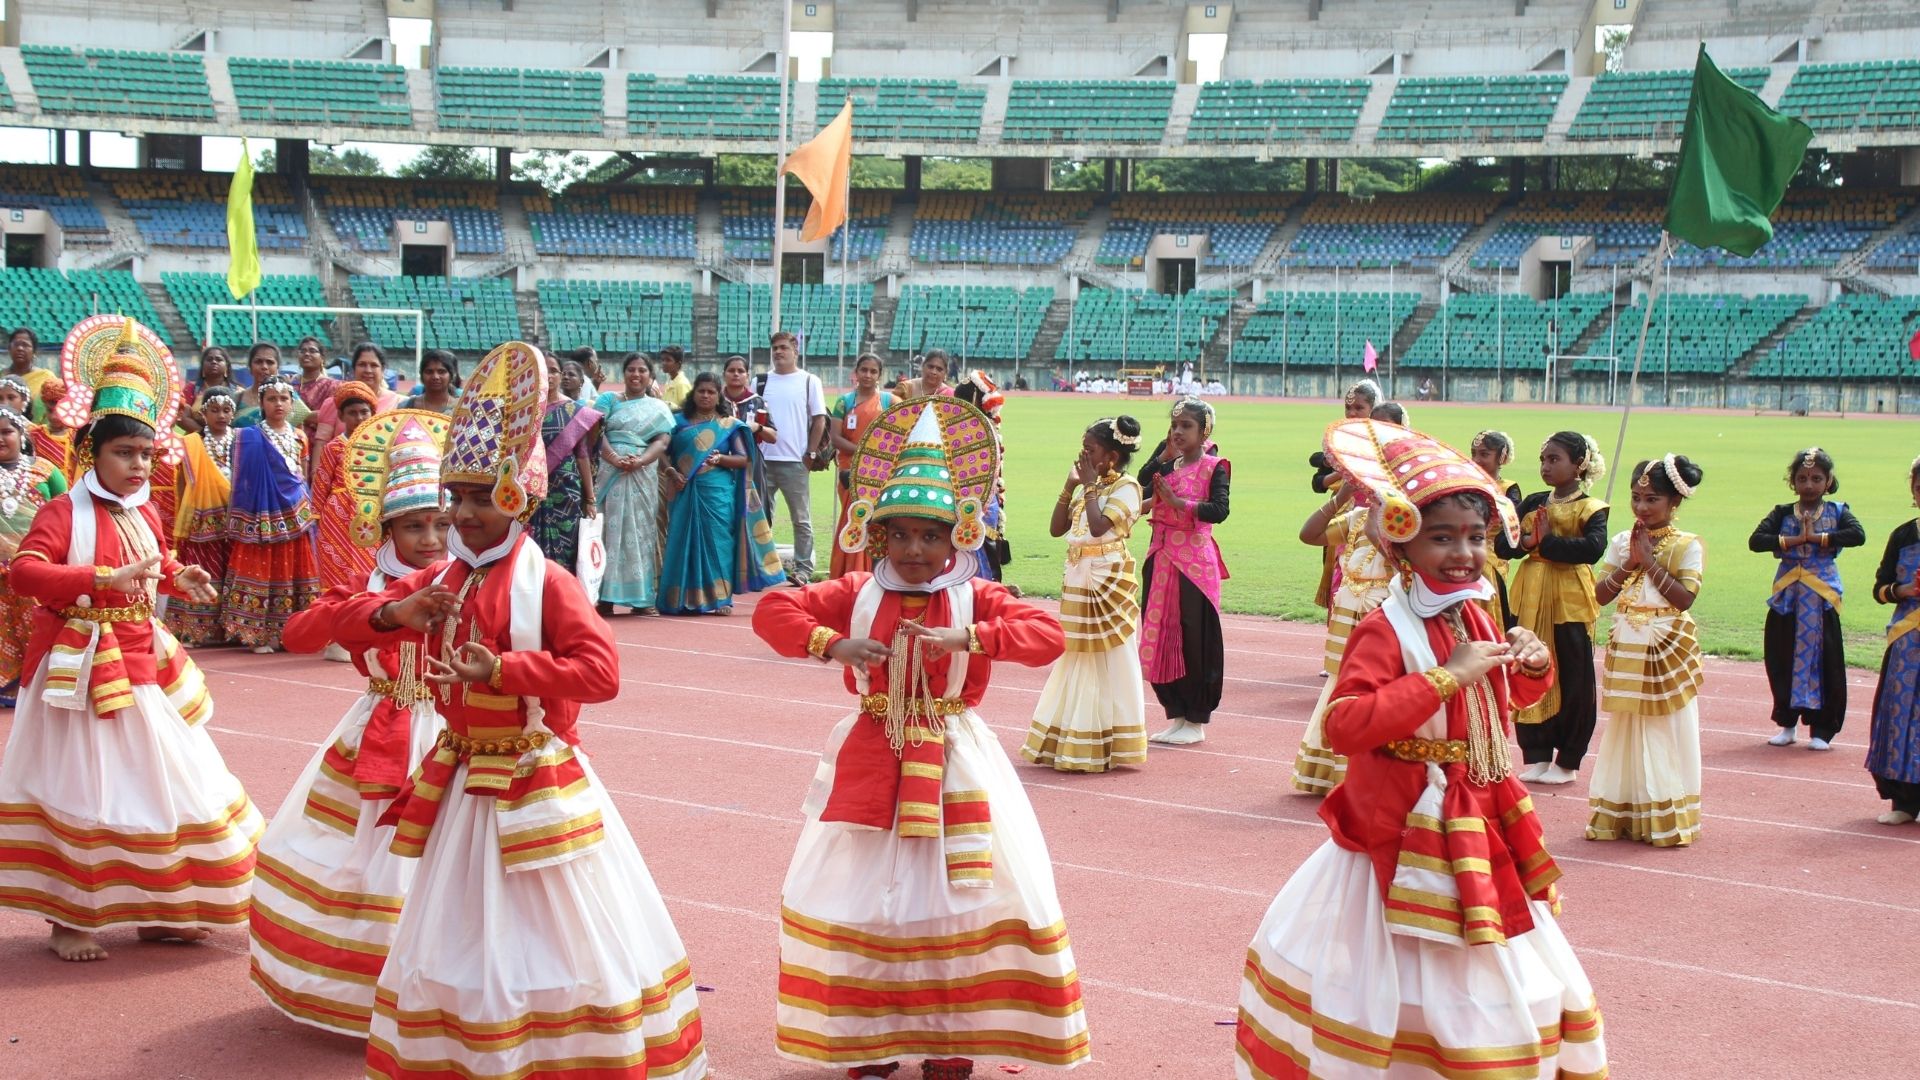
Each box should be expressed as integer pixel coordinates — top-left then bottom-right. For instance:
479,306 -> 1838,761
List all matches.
345,407 -> 452,548
839,396 -> 999,554
1321,418 -> 1519,547
56,315 -> 185,464
442,341 -> 547,520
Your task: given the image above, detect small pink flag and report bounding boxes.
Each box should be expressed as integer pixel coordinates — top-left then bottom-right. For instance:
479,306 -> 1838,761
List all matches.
1909,327 -> 1920,362
1363,340 -> 1378,373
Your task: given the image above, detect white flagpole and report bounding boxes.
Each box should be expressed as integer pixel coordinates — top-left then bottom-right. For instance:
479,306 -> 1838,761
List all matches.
1604,231 -> 1671,506
769,0 -> 794,360
836,101 -> 851,386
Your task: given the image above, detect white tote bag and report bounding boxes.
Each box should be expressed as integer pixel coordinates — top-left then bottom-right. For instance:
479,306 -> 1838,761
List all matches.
575,514 -> 607,605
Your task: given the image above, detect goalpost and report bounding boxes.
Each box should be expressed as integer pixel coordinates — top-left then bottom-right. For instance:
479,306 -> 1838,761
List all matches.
203,304 -> 427,371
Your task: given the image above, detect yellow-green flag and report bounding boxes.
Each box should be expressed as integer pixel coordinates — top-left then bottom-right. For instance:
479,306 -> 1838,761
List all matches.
226,137 -> 261,300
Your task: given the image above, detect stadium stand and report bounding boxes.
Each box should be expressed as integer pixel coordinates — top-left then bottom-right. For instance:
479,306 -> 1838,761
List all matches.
1777,59 -> 1920,133
1572,293 -> 1806,375
627,74 -> 787,139
1667,189 -> 1914,268
436,66 -> 603,136
910,193 -> 1092,265
1057,289 -> 1231,362
228,57 -> 412,129
20,45 -> 214,121
161,271 -> 333,348
317,179 -> 505,255
111,171 -> 305,250
1096,194 -> 1295,269
1285,193 -> 1500,268
716,283 -> 873,357
1569,66 -> 1769,141
889,285 -> 1054,361
0,268 -> 164,347
0,164 -> 108,244
1378,74 -> 1567,142
1470,193 -> 1665,269
1751,292 -> 1920,380
527,186 -> 696,258
347,275 -> 521,352
1867,220 -> 1920,270
1186,79 -> 1371,143
535,279 -> 693,354
816,78 -> 986,142
1002,80 -> 1175,143
719,189 -> 891,262
1232,292 -> 1420,367
1403,293 -> 1612,371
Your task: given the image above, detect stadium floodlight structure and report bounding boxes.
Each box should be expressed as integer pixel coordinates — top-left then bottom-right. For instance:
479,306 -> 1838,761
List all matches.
203,304 -> 426,371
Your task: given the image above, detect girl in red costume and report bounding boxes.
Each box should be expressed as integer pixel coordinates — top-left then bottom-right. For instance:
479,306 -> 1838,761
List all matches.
754,398 -> 1089,1080
1235,418 -> 1609,1080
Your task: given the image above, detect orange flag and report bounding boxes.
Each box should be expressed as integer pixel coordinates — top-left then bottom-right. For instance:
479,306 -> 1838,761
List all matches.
781,98 -> 853,242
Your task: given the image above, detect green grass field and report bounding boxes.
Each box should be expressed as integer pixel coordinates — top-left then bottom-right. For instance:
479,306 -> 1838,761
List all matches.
777,396 -> 1920,661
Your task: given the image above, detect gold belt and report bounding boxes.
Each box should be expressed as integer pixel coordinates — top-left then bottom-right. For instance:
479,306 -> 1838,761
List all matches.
437,728 -> 548,757
1067,540 -> 1127,564
369,677 -> 433,705
61,601 -> 154,624
1385,737 -> 1469,764
858,693 -> 966,719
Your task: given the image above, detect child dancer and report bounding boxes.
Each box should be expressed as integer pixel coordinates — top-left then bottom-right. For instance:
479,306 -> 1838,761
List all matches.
311,382 -> 381,595
1236,418 -> 1607,1080
0,315 -> 259,962
1508,431 -> 1608,785
1139,397 -> 1230,746
165,390 -> 235,646
223,375 -> 321,654
1471,429 -> 1522,630
1024,414 -> 1148,773
1289,476 -> 1392,794
0,406 -> 68,707
327,342 -> 707,1080
1587,455 -> 1707,847
753,398 -> 1089,1077
1868,456 -> 1920,825
249,409 -> 452,1035
1751,447 -> 1864,750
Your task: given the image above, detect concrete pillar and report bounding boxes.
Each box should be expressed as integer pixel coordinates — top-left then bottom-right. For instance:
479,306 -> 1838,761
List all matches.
495,148 -> 512,185
1305,158 -> 1320,193
904,156 -> 922,195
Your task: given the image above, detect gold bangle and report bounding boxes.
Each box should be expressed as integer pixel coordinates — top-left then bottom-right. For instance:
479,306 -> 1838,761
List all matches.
966,624 -> 985,655
1422,666 -> 1461,701
370,603 -> 400,632
488,655 -> 505,690
807,625 -> 839,660
93,565 -> 112,592
1519,659 -> 1552,679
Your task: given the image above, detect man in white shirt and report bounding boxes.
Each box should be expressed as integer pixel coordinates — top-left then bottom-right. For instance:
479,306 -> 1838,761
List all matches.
759,331 -> 829,585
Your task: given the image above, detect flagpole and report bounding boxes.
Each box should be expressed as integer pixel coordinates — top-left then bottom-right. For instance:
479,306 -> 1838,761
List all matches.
836,97 -> 851,386
1604,230 -> 1670,506
769,0 -> 794,361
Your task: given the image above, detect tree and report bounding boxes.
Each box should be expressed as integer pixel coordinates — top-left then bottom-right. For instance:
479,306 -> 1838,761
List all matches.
921,157 -> 990,190
253,143 -> 386,177
398,145 -> 491,180
512,150 -> 596,193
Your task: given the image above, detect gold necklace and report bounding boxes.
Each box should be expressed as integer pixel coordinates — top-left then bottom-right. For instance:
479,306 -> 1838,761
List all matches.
1547,488 -> 1584,505
1617,528 -> 1676,607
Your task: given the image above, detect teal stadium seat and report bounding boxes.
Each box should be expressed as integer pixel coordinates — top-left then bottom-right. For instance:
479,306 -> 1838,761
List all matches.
716,283 -> 872,357
1404,294 -> 1612,372
436,66 -> 602,136
161,272 -> 332,348
0,268 -> 167,349
1778,60 -> 1920,133
1232,292 -> 1420,368
347,276 -> 522,352
1379,74 -> 1567,143
1570,293 -> 1805,376
1058,290 -> 1231,363
816,78 -> 986,142
536,280 -> 693,355
229,57 -> 412,129
628,74 -> 790,139
1187,78 -> 1370,143
1569,66 -> 1768,141
1002,80 -> 1175,144
21,45 -> 214,121
890,285 -> 1055,361
1751,293 -> 1920,380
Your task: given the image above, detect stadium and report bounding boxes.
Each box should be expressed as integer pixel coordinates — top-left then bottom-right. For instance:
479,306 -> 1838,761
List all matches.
0,0 -> 1915,414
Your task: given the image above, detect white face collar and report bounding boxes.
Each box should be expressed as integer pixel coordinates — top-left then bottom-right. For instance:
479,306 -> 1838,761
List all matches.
83,468 -> 151,510
448,520 -> 524,568
1393,569 -> 1495,619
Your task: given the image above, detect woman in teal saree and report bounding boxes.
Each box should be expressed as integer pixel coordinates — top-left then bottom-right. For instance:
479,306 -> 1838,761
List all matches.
658,373 -> 783,615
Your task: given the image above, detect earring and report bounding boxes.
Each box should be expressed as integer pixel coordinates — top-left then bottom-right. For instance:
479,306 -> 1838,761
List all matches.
1396,556 -> 1414,592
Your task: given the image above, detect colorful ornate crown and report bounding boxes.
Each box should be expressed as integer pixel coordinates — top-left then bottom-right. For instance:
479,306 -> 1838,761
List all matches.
443,341 -> 547,520
56,315 -> 185,463
1321,418 -> 1518,547
840,396 -> 999,554
345,408 -> 453,548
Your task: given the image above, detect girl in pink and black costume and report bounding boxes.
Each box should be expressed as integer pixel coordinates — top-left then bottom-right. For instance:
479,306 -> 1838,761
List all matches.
1137,396 -> 1230,746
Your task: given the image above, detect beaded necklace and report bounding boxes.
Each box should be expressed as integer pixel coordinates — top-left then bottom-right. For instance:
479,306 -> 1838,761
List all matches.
260,422 -> 302,473
0,457 -> 31,517
203,429 -> 235,478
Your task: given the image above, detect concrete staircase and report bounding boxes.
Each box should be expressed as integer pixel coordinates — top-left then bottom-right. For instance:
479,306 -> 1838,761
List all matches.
76,178 -> 150,270
866,293 -> 899,356
1165,82 -> 1201,145
1567,299 -> 1626,362
1439,202 -> 1517,293
1391,300 -> 1440,362
202,54 -> 240,127
0,48 -> 41,115
1352,75 -> 1398,144
515,289 -> 543,346
1829,206 -> 1920,285
405,69 -> 438,129
1726,302 -> 1818,379
692,293 -> 720,361
1026,297 -> 1075,369
140,281 -> 196,353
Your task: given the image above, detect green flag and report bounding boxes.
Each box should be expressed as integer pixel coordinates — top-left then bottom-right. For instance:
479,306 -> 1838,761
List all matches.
226,137 -> 261,300
1664,46 -> 1812,258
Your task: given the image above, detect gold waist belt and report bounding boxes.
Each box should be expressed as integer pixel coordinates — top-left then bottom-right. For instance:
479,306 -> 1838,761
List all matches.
437,728 -> 548,758
1385,737 -> 1469,764
859,693 -> 966,719
1067,540 -> 1127,564
369,676 -> 432,705
61,601 -> 154,624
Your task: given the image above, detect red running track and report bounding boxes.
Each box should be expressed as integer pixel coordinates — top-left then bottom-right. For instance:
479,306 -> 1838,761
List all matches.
3,597 -> 1918,1079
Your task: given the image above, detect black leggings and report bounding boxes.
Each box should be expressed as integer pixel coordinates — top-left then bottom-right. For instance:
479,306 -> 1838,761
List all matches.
1763,607 -> 1848,740
1517,622 -> 1597,769
1142,558 -> 1224,725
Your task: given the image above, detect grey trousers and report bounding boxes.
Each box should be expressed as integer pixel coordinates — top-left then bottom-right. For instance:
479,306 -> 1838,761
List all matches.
765,459 -> 814,579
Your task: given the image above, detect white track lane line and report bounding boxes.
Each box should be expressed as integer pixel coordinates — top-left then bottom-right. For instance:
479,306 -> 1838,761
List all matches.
1578,948 -> 1920,1011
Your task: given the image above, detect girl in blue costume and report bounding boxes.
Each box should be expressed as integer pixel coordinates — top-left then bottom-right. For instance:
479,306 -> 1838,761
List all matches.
659,372 -> 783,615
1749,447 -> 1865,750
1866,455 -> 1920,825
222,375 -> 320,653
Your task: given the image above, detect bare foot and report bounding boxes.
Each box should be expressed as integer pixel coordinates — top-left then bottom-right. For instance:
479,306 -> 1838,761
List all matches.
49,925 -> 107,962
137,925 -> 211,944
